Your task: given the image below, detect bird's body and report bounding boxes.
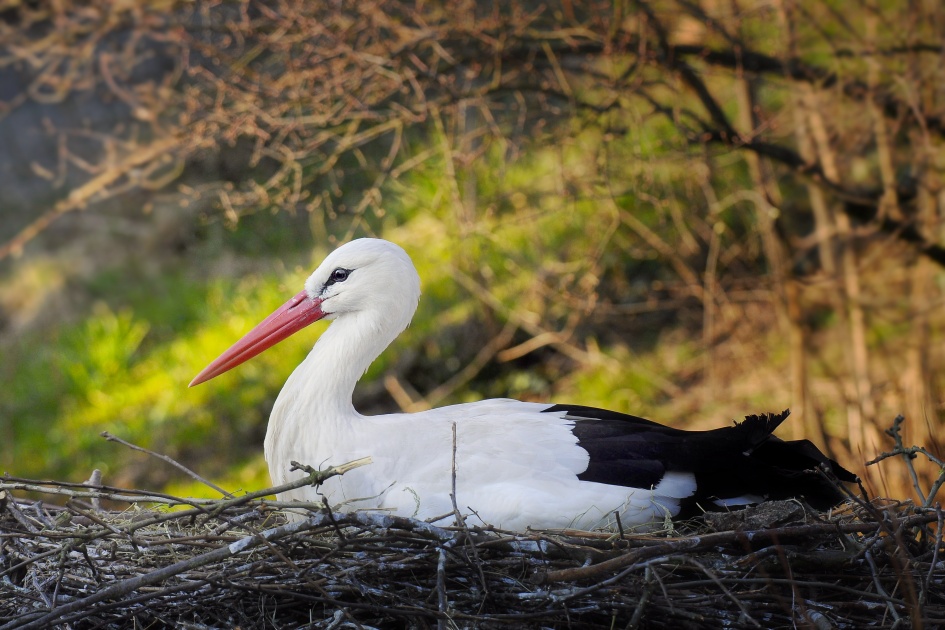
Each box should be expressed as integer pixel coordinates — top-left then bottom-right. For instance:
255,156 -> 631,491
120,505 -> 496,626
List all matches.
266,395 -> 695,530
192,238 -> 856,531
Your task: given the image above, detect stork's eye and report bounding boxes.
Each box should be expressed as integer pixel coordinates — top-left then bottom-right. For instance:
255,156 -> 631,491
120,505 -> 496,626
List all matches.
326,268 -> 351,287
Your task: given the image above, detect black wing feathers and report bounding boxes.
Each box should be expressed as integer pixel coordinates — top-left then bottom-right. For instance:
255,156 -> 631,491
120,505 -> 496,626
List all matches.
545,404 -> 857,514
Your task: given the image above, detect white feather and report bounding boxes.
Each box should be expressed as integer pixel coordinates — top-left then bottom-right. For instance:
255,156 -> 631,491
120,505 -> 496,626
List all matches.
711,494 -> 766,508
264,239 -> 696,531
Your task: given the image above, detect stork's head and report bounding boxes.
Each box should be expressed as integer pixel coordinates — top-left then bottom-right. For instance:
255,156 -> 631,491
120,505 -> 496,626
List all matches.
190,238 -> 421,386
304,238 -> 420,324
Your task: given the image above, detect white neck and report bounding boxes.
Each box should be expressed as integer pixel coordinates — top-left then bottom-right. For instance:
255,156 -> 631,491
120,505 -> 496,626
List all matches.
274,308 -> 403,426
264,309 -> 401,480
263,238 -> 421,484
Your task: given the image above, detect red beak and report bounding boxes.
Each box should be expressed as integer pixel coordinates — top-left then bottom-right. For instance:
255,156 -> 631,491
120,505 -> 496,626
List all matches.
189,290 -> 326,387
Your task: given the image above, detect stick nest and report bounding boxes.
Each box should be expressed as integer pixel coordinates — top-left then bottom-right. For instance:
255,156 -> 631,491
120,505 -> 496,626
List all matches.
3,415 -> 945,629
1,479 -> 942,629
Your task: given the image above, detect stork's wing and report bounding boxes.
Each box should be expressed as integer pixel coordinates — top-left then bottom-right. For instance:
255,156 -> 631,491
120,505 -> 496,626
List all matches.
544,404 -> 857,514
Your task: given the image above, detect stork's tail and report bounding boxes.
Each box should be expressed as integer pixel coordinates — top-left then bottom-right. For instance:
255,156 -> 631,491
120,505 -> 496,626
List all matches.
709,409 -> 859,511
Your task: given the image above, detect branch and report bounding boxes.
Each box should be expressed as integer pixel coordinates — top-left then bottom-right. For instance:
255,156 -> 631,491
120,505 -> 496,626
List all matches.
865,415 -> 945,508
101,432 -> 233,498
0,457 -> 372,514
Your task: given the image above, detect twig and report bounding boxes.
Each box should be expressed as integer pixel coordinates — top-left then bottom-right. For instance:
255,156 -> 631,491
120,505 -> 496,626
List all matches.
919,505 -> 943,607
83,470 -> 102,511
865,549 -> 901,624
927,476 -> 945,509
627,564 -> 654,629
320,496 -> 348,546
102,432 -> 233,498
685,557 -> 760,627
450,423 -> 462,528
0,457 -> 372,512
870,416 -> 924,498
448,422 -> 490,597
436,547 -> 449,630
865,415 -> 945,507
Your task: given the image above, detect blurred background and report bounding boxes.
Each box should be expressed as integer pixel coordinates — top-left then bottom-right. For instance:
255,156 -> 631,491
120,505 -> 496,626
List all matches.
1,0 -> 942,502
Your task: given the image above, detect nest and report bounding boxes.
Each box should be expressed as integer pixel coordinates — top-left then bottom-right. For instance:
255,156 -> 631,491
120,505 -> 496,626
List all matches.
2,417 -> 944,629
0,477 -> 942,629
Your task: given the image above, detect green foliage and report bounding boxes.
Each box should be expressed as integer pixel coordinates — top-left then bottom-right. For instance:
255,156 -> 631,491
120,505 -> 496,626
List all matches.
2,264 -> 315,485
0,106 -> 785,495
2,25 -> 888,493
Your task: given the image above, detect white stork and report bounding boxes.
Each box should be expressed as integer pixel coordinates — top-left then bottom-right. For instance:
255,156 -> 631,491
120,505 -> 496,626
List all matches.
191,238 -> 855,530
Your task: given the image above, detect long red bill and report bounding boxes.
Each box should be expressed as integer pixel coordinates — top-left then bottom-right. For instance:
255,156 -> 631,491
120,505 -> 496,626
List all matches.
189,290 -> 326,387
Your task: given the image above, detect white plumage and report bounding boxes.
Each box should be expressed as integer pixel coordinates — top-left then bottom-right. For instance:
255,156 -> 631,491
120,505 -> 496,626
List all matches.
267,395 -> 694,530
191,238 -> 854,531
